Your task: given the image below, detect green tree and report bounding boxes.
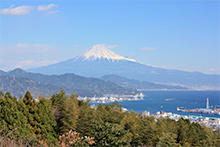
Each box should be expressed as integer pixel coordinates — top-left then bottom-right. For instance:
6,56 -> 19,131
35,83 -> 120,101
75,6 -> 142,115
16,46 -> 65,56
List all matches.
50,89 -> 67,133
121,110 -> 142,146
59,93 -> 79,134
22,91 -> 42,135
141,116 -> 157,146
76,101 -> 95,137
51,89 -> 67,110
0,92 -> 33,140
198,124 -> 216,146
176,118 -> 207,146
213,129 -> 220,146
176,118 -> 190,146
37,95 -> 58,145
156,132 -> 178,147
91,120 -> 131,146
104,102 -> 125,124
95,104 -> 109,123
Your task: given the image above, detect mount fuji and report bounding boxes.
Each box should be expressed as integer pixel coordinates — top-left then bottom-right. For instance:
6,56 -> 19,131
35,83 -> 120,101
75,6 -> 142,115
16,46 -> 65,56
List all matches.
28,44 -> 220,89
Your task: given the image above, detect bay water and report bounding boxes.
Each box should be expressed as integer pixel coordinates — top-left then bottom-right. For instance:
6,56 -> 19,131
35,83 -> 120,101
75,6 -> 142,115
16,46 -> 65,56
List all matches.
119,91 -> 220,118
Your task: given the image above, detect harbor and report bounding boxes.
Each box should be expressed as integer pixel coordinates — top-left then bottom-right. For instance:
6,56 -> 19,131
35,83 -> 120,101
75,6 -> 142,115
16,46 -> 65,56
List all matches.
177,98 -> 220,115
142,110 -> 220,131
78,92 -> 144,103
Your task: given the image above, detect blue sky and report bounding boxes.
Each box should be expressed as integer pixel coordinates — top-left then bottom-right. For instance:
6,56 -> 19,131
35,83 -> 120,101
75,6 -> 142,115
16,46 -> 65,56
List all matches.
0,0 -> 219,74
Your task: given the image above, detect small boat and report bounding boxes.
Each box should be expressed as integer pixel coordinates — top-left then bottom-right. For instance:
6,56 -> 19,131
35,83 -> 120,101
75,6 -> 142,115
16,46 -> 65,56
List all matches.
165,98 -> 175,101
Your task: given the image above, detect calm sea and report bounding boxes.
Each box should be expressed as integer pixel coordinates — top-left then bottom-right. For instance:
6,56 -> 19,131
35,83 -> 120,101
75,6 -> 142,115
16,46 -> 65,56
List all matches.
119,91 -> 220,118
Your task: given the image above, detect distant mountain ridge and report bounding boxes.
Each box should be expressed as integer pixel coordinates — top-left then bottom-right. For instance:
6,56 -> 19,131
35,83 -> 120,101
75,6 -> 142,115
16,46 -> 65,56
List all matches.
0,68 -> 138,98
101,75 -> 188,90
0,76 -> 100,98
27,44 -> 220,90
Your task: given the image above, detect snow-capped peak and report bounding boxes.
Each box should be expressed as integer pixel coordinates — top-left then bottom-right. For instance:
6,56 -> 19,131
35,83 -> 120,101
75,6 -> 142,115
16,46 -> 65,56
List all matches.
82,44 -> 136,62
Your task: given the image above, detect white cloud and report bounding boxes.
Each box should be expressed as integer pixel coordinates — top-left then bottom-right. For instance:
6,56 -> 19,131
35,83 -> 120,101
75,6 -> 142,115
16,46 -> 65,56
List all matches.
0,42 -> 85,71
0,42 -> 59,71
37,4 -> 58,11
16,43 -> 28,48
0,4 -> 59,16
0,5 -> 33,16
140,47 -> 157,50
16,60 -> 58,69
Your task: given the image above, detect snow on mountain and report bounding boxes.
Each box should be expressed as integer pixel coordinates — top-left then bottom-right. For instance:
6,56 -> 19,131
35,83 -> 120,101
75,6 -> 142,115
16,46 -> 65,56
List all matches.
80,44 -> 136,62
27,44 -> 220,89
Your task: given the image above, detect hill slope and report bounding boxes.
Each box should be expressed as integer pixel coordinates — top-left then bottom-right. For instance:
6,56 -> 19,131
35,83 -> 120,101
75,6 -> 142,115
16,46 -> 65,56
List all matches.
101,75 -> 188,90
0,76 -> 101,98
0,68 -> 138,97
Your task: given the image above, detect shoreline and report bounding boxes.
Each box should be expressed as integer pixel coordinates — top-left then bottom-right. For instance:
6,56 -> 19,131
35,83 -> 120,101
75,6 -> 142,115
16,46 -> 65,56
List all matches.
139,89 -> 220,91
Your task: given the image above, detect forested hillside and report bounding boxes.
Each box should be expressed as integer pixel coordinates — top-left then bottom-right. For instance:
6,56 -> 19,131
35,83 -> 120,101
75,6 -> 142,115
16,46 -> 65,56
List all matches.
0,76 -> 100,98
0,90 -> 219,146
0,68 -> 138,98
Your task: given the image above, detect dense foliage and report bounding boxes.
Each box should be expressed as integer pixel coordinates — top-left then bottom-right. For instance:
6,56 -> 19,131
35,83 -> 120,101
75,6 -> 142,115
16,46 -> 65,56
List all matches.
0,90 -> 219,146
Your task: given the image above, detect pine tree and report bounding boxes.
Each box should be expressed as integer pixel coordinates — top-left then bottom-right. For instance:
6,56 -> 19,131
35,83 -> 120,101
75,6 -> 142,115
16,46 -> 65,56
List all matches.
104,102 -> 125,124
77,101 -> 95,137
50,89 -> 67,110
156,132 -> 178,147
141,116 -> 157,146
50,89 -> 67,132
120,110 -> 142,146
213,129 -> 220,146
22,91 -> 42,135
0,92 -> 33,140
59,93 -> 79,134
91,120 -> 131,146
50,90 -> 81,135
37,95 -> 58,145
